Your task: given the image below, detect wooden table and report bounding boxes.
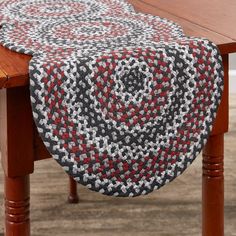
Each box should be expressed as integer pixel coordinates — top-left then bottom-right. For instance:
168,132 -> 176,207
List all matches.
0,0 -> 235,235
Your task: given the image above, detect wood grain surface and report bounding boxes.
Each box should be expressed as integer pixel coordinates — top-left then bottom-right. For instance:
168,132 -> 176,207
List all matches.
129,0 -> 236,48
134,0 -> 236,41
0,87 -> 34,177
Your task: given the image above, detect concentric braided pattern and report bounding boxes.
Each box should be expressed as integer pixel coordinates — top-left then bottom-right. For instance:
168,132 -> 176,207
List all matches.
0,0 -> 224,196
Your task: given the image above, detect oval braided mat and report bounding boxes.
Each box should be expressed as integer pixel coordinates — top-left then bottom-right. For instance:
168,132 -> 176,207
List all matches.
0,0 -> 224,196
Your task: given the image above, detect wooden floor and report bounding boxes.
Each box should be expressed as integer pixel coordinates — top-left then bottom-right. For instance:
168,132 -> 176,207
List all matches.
0,95 -> 236,236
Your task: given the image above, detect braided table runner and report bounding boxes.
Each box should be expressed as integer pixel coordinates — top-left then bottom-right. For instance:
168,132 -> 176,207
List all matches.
0,0 -> 224,197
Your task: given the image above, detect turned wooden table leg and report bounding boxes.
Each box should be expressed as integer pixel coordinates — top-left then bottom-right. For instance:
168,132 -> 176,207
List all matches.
68,176 -> 79,204
4,175 -> 30,236
0,87 -> 34,236
202,134 -> 224,236
201,54 -> 228,236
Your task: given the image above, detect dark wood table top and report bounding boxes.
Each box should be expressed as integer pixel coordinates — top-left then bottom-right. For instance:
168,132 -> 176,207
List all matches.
0,0 -> 236,88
